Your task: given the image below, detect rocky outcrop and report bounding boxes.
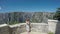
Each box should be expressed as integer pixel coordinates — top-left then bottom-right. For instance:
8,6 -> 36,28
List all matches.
0,12 -> 55,24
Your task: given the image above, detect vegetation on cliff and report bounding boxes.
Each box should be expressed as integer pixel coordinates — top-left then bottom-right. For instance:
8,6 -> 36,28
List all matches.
0,12 -> 55,25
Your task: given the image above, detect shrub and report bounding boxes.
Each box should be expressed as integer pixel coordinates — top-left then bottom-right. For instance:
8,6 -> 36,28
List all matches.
9,21 -> 19,25
48,32 -> 54,34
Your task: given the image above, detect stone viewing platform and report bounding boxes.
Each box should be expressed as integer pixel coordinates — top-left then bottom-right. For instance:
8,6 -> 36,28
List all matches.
20,31 -> 47,34
0,19 -> 58,34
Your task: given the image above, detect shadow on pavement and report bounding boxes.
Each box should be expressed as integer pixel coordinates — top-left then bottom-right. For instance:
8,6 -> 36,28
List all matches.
55,20 -> 60,34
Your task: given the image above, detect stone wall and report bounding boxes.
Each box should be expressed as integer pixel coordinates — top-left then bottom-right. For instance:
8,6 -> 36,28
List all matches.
0,24 -> 10,34
0,23 -> 48,34
9,23 -> 48,34
31,23 -> 48,33
48,19 -> 58,33
0,20 -> 58,34
9,23 -> 26,34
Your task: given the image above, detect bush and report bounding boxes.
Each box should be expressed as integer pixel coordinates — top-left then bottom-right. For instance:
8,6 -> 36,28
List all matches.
53,8 -> 60,20
48,32 -> 54,34
9,21 -> 19,25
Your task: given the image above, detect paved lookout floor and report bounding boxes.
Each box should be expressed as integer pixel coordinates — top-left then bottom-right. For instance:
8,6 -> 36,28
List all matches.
20,31 -> 47,34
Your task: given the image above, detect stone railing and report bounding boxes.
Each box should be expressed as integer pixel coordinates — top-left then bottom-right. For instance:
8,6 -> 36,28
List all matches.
0,23 -> 48,34
0,19 -> 58,34
31,23 -> 48,33
0,24 -> 10,34
48,19 -> 58,33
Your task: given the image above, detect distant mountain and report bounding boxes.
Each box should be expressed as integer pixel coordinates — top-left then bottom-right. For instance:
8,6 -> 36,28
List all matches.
0,12 -> 55,25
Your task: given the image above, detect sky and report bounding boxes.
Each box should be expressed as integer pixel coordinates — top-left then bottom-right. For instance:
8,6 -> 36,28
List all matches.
0,0 -> 60,13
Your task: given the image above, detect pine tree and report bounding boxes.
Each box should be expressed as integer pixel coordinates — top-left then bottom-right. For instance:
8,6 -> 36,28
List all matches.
54,8 -> 60,21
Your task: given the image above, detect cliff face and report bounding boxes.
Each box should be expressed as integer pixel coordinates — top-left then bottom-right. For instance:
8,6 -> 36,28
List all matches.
0,12 -> 55,24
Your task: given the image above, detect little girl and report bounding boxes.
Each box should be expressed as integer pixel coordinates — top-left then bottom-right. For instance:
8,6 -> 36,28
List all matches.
26,18 -> 31,34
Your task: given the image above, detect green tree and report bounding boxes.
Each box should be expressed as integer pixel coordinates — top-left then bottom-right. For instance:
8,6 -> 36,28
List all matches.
53,8 -> 60,20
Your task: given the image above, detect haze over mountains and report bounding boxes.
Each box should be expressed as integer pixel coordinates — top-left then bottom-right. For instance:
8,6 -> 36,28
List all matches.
0,12 -> 55,24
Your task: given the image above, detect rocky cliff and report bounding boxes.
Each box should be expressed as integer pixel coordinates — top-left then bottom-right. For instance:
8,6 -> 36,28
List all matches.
0,12 -> 55,24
